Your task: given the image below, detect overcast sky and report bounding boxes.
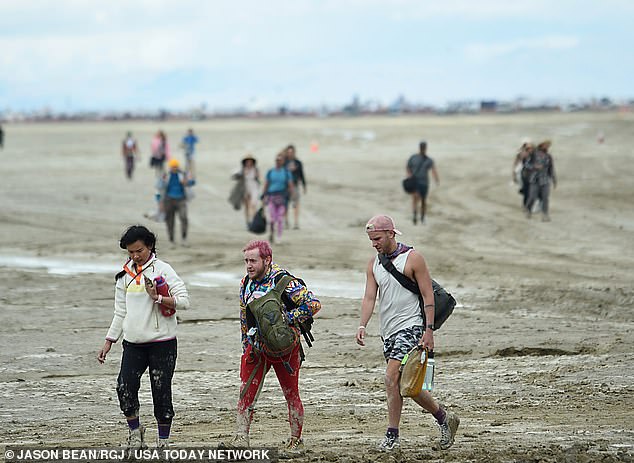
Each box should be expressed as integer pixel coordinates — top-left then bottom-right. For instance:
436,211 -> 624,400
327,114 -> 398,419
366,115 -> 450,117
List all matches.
1,0 -> 632,111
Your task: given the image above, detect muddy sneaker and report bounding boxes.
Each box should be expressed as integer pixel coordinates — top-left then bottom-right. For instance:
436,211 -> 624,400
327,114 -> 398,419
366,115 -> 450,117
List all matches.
126,425 -> 146,451
438,412 -> 460,450
157,438 -> 170,449
218,433 -> 250,449
378,434 -> 400,451
285,437 -> 305,452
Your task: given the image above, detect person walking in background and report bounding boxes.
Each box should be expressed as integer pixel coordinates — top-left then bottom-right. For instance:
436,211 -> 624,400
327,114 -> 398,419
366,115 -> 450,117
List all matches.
241,155 -> 261,224
262,153 -> 294,244
406,141 -> 439,224
356,215 -> 459,452
223,239 -> 321,451
228,155 -> 261,225
150,131 -> 169,178
181,128 -> 199,177
122,132 -> 139,180
161,158 -> 190,246
513,140 -> 535,209
97,225 -> 190,450
525,140 -> 557,222
283,144 -> 306,230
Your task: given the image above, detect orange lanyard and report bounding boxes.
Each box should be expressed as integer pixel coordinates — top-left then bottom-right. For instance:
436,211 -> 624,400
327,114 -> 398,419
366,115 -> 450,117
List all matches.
124,261 -> 144,285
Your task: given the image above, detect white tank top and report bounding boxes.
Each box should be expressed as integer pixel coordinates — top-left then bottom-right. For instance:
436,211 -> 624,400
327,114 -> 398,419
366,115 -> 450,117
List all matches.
373,249 -> 423,339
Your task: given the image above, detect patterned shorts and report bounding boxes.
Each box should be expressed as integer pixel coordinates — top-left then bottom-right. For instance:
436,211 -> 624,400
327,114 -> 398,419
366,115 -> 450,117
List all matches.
383,325 -> 424,362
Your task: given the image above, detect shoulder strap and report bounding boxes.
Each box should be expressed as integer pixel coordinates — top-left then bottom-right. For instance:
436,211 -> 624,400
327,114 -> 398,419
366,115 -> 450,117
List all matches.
377,254 -> 420,295
271,274 -> 293,297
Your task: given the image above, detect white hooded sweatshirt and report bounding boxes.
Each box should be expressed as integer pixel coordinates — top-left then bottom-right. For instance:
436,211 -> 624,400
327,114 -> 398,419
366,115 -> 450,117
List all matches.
106,254 -> 190,344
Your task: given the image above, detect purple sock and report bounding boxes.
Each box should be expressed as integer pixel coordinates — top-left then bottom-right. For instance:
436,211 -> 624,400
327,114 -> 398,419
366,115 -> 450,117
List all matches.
433,405 -> 447,424
126,417 -> 140,431
386,427 -> 399,437
158,422 -> 171,439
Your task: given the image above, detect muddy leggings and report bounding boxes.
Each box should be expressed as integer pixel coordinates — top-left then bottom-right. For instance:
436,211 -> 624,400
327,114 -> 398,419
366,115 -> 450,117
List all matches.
237,344 -> 303,438
117,339 -> 177,423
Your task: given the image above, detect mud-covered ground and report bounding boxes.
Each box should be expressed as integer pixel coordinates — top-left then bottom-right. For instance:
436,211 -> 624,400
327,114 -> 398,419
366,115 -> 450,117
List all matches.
1,113 -> 633,462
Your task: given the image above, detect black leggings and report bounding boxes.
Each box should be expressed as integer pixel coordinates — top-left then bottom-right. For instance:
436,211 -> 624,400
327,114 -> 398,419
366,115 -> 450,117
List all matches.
117,339 -> 177,423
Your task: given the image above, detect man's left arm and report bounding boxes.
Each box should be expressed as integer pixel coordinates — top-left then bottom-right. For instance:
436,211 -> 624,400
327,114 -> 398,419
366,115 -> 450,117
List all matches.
431,164 -> 440,186
298,161 -> 307,191
286,279 -> 321,323
411,252 -> 435,350
550,155 -> 557,188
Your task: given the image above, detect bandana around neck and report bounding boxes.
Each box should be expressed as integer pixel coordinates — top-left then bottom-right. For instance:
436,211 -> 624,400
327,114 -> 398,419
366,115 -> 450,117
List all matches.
383,242 -> 412,260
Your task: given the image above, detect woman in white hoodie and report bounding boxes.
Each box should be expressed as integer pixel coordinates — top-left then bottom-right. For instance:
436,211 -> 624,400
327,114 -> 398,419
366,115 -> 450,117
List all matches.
98,225 -> 189,450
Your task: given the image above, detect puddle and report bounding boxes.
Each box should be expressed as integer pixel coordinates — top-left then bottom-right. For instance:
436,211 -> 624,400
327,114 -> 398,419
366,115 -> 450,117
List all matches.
189,269 -> 365,299
1,254 -> 366,299
187,271 -> 242,288
0,255 -> 119,275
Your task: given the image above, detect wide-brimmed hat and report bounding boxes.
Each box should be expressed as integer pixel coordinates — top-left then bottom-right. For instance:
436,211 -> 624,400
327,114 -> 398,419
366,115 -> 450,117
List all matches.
241,155 -> 257,166
538,140 -> 552,149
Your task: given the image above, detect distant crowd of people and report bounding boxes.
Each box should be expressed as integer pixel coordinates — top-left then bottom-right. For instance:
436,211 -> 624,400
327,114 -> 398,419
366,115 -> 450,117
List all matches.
122,129 -> 198,247
118,129 -> 558,252
230,144 -> 306,244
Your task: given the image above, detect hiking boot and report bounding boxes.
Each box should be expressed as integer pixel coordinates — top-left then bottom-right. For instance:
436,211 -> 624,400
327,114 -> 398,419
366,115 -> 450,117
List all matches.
126,425 -> 146,451
378,434 -> 400,451
284,437 -> 305,453
437,411 -> 460,450
219,433 -> 250,449
157,437 -> 170,449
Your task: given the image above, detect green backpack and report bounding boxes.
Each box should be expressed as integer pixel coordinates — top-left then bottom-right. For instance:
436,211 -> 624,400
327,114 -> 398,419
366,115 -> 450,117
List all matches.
246,274 -> 299,359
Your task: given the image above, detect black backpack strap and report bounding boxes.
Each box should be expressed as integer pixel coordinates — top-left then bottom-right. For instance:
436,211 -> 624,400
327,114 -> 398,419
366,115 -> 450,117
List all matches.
377,254 -> 420,295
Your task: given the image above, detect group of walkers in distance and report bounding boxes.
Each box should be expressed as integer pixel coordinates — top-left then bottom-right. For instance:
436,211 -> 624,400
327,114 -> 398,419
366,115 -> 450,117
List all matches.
122,129 -> 198,247
230,144 -> 306,244
98,219 -> 460,455
513,139 -> 557,222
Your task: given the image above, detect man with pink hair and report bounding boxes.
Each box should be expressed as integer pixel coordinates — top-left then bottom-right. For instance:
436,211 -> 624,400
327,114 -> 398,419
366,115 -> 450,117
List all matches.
356,215 -> 459,452
224,240 -> 321,452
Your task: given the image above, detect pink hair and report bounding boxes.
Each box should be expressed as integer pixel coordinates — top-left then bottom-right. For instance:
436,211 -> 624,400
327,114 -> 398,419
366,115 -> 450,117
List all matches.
242,240 -> 272,260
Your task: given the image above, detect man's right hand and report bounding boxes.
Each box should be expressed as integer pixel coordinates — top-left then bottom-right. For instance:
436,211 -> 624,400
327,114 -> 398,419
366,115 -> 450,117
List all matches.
356,326 -> 366,346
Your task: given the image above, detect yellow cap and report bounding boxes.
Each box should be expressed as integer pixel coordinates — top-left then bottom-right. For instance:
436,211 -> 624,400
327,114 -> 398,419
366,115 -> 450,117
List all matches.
168,158 -> 180,168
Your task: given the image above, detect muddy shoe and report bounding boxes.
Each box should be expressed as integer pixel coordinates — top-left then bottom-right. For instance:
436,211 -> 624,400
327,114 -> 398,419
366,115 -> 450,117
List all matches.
285,437 -> 305,452
218,433 -> 250,449
126,425 -> 146,451
437,412 -> 460,450
378,434 -> 400,451
279,437 -> 305,458
157,438 -> 170,449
